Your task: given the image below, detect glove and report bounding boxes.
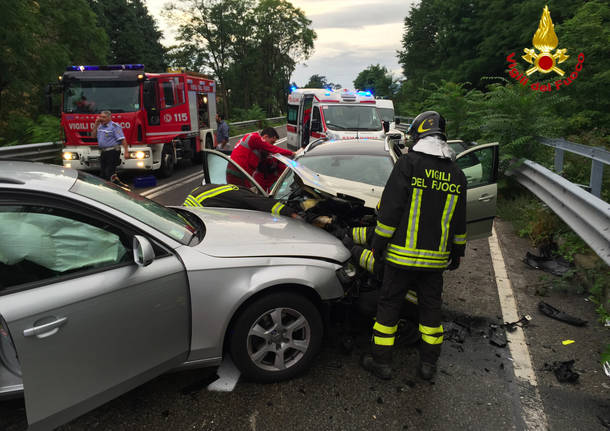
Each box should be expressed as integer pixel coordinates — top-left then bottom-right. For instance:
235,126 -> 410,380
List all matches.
447,254 -> 460,271
370,235 -> 389,260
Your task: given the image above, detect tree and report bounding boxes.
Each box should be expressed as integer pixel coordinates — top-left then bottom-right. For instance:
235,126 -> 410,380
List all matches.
353,64 -> 397,97
89,0 -> 166,70
304,74 -> 328,88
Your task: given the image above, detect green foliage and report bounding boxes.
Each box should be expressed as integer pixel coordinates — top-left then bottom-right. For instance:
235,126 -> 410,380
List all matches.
304,74 -> 330,89
90,0 -> 167,70
231,104 -> 266,122
353,64 -> 398,98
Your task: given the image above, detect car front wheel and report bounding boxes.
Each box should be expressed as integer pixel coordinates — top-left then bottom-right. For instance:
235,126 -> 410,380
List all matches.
230,292 -> 323,383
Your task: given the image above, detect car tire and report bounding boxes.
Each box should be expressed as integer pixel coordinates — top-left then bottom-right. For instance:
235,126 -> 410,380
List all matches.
230,292 -> 323,383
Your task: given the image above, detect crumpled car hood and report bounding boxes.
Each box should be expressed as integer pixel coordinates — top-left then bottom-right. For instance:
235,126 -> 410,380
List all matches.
274,154 -> 382,208
181,206 -> 350,262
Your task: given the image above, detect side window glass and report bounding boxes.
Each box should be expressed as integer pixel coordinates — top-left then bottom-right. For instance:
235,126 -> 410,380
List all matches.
287,105 -> 298,125
273,170 -> 297,201
161,81 -> 175,108
0,206 -> 130,291
458,147 -> 495,188
204,152 -> 259,191
312,107 -> 321,124
174,78 -> 185,105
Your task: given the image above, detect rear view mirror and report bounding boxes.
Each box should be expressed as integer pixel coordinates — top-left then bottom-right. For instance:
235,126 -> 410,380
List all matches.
133,235 -> 155,266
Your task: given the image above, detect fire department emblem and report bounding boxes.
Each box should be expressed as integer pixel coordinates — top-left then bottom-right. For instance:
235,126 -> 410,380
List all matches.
163,113 -> 172,123
522,5 -> 569,76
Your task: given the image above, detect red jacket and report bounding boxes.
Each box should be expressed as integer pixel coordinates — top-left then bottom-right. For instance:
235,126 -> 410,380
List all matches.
230,132 -> 293,176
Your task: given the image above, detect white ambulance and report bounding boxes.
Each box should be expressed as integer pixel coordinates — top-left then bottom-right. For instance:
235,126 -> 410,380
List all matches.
286,88 -> 386,150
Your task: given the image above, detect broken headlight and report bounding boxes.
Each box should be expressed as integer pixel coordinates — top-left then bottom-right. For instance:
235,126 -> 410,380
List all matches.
336,261 -> 356,286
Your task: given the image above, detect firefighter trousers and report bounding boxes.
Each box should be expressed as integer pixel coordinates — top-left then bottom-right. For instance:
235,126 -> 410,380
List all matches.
372,264 -> 444,365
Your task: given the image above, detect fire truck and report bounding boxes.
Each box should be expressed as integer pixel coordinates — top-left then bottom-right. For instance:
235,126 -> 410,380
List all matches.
286,88 -> 386,150
59,64 -> 217,177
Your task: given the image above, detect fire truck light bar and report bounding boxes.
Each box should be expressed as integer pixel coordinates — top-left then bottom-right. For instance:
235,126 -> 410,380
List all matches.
66,64 -> 145,71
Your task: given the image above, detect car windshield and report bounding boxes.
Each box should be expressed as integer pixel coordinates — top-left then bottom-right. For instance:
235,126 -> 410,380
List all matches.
323,105 -> 382,131
70,172 -> 196,244
63,81 -> 140,114
298,154 -> 394,187
378,107 -> 394,123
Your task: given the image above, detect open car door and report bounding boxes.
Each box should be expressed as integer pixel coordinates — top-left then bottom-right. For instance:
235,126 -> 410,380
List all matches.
455,142 -> 500,240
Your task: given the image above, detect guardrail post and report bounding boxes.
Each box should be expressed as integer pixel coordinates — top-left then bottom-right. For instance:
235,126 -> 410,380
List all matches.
554,148 -> 565,173
590,160 -> 603,198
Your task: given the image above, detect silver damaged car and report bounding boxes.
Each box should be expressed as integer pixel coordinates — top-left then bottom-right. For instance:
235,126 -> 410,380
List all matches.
0,161 -> 352,430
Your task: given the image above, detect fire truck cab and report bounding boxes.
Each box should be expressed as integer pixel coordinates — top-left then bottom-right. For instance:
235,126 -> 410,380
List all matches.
286,88 -> 385,150
59,65 -> 217,177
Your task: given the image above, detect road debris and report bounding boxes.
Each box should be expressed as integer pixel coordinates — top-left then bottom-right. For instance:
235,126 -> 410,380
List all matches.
488,324 -> 507,347
543,360 -> 580,383
538,301 -> 587,326
503,315 -> 531,332
524,251 -> 570,276
603,361 -> 610,378
562,340 -> 575,346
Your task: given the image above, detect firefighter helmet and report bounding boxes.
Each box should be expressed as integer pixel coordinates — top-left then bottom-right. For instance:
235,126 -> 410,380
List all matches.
407,111 -> 446,143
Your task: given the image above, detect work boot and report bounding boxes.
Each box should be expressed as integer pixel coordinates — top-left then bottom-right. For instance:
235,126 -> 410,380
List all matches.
360,353 -> 392,380
418,361 -> 437,380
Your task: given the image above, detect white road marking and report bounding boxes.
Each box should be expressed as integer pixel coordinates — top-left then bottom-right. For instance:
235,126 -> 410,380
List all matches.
140,170 -> 203,197
488,223 -> 549,430
207,356 -> 241,392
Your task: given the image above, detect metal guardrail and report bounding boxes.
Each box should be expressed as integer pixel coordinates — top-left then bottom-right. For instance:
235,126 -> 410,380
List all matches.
0,141 -> 63,162
540,137 -> 610,198
507,159 -> 610,265
0,117 -> 287,162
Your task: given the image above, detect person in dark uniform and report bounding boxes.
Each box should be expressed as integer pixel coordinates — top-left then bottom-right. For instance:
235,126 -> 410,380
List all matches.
360,111 -> 467,381
183,183 -> 300,218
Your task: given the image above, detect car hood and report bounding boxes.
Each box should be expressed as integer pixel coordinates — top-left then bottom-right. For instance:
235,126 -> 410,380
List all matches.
274,154 -> 382,208
180,206 -> 351,262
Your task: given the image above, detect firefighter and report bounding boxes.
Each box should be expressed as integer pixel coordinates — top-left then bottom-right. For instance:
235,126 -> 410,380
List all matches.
183,183 -> 300,218
228,127 -> 294,187
360,111 -> 467,381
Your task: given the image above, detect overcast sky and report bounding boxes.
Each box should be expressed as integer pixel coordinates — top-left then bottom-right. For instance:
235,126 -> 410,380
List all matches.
145,0 -> 418,88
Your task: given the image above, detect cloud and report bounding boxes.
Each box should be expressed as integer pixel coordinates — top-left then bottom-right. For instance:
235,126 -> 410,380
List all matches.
304,0 -> 415,29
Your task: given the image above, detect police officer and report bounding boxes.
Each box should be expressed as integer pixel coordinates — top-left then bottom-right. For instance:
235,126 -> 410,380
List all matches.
361,111 -> 467,380
184,183 -> 300,218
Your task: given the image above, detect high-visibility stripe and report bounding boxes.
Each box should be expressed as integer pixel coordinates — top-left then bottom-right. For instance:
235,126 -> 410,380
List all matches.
374,336 -> 395,346
359,249 -> 375,273
439,194 -> 457,252
387,244 -> 450,259
374,221 -> 396,238
386,253 -> 448,268
405,290 -> 418,304
373,321 -> 397,335
271,202 -> 285,216
194,185 -> 237,203
422,334 -> 444,345
419,323 -> 443,335
453,233 -> 467,245
183,196 -> 199,207
352,227 -> 367,245
406,188 -> 423,248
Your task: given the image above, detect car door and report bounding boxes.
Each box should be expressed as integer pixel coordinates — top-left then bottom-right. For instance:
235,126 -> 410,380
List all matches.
455,142 -> 500,240
201,149 -> 268,196
0,195 -> 190,430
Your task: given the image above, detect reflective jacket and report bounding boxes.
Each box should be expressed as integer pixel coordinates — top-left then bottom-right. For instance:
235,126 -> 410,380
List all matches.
372,151 -> 467,271
229,132 -> 293,177
183,184 -> 297,217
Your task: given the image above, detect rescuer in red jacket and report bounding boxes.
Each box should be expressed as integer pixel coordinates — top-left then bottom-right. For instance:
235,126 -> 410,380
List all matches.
228,127 -> 294,187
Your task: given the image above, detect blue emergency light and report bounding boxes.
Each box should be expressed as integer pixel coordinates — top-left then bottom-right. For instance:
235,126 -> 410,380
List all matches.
66,64 -> 145,71
290,86 -> 298,93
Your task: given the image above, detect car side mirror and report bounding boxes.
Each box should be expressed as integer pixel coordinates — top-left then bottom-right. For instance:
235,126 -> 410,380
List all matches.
310,119 -> 321,133
395,117 -> 401,125
382,121 -> 390,133
133,235 -> 155,267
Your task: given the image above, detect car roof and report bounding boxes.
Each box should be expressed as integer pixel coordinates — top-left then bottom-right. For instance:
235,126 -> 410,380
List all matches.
0,160 -> 78,192
302,139 -> 390,157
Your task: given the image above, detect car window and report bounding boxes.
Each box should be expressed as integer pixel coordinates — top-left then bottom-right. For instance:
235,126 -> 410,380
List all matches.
70,172 -> 195,244
378,107 -> 394,123
0,205 -> 130,291
457,146 -> 496,188
323,105 -> 382,131
273,170 -> 298,201
298,154 -> 394,187
203,151 -> 266,195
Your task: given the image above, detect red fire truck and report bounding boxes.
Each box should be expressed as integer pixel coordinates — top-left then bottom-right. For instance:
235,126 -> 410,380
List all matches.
59,64 -> 217,177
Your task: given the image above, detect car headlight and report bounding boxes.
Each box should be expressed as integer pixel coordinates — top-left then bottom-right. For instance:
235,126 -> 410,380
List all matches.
129,151 -> 149,159
336,261 -> 356,286
63,152 -> 79,160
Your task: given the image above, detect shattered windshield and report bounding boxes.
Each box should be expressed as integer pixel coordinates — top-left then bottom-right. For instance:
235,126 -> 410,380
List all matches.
63,81 -> 140,114
323,105 -> 382,131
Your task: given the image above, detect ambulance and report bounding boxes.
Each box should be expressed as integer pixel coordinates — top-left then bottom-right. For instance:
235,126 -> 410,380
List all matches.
286,88 -> 386,150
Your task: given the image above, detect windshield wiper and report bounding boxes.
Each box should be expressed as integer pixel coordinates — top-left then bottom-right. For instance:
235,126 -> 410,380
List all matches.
326,123 -> 347,130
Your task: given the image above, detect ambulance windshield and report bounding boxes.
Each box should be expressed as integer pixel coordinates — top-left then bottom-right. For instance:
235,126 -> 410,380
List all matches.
323,105 -> 382,131
63,81 -> 140,114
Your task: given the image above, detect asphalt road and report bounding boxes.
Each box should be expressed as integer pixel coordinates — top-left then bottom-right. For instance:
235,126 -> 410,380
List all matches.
1,126 -> 608,430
